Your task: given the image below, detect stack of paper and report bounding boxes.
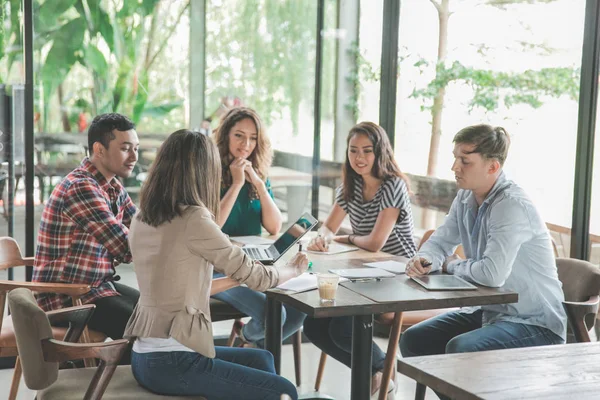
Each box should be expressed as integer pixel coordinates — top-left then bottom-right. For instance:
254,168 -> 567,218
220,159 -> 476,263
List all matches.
231,236 -> 275,246
276,273 -> 349,293
307,243 -> 358,255
363,260 -> 407,274
328,267 -> 396,279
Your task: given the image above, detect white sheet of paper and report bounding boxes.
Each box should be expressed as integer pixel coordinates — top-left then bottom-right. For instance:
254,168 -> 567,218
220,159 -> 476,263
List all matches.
307,243 -> 358,255
231,236 -> 275,246
276,273 -> 348,293
363,260 -> 407,274
328,267 -> 396,279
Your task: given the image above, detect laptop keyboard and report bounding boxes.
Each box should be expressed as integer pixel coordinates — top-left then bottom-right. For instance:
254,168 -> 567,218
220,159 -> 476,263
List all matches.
245,247 -> 267,259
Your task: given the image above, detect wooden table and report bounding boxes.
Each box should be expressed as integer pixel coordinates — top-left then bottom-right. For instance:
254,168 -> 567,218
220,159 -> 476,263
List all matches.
398,341 -> 600,400
264,250 -> 518,400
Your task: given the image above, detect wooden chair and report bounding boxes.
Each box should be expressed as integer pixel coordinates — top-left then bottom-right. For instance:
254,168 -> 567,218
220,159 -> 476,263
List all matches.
556,257 -> 600,343
313,229 -> 462,398
0,237 -> 106,400
212,297 -> 303,386
8,288 -> 206,400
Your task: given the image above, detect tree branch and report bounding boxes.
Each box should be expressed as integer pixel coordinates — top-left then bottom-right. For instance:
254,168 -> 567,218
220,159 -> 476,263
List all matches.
145,0 -> 190,70
428,0 -> 442,12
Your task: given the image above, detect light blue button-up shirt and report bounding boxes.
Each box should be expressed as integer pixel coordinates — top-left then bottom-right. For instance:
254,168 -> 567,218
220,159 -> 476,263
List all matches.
418,171 -> 567,341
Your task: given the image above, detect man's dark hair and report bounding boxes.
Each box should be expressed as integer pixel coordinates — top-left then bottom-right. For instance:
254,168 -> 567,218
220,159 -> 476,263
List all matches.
87,113 -> 136,155
453,124 -> 511,166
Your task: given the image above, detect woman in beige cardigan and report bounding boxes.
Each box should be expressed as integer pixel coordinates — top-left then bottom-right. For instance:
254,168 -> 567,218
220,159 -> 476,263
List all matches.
124,130 -> 307,400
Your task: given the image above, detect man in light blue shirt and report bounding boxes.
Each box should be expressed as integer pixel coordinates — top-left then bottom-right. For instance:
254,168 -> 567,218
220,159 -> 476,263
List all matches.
401,124 -> 566,368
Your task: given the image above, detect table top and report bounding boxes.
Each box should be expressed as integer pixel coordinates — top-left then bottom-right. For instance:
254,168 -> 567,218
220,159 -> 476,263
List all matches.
267,249 -> 518,318
398,341 -> 600,400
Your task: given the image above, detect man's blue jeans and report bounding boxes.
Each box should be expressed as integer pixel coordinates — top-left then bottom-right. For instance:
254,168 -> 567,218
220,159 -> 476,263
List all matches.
213,273 -> 306,347
131,347 -> 297,400
400,309 -> 564,399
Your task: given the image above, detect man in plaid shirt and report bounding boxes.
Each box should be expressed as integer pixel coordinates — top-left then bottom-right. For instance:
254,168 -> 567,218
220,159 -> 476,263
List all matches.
33,113 -> 140,349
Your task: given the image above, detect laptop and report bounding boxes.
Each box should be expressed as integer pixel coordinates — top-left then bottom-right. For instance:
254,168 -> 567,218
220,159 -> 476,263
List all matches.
411,275 -> 477,291
242,212 -> 318,264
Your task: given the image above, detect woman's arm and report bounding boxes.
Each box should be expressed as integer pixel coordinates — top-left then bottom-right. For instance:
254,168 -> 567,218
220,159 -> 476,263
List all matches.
210,277 -> 240,295
307,204 -> 347,251
218,184 -> 244,227
334,207 -> 400,252
256,182 -> 282,235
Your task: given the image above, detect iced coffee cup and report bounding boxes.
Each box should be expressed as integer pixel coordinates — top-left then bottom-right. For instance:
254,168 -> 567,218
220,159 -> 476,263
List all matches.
317,273 -> 340,303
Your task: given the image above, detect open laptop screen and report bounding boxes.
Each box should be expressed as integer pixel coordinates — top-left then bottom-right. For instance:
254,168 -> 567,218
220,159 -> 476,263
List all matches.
271,213 -> 318,257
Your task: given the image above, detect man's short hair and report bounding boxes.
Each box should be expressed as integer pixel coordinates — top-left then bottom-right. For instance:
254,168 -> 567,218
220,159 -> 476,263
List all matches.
88,113 -> 136,155
453,124 -> 511,166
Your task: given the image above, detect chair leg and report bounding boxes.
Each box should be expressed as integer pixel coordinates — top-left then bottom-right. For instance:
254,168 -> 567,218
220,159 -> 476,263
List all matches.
292,330 -> 302,386
8,356 -> 22,400
227,318 -> 242,347
379,312 -> 403,400
314,351 -> 327,391
415,382 -> 426,400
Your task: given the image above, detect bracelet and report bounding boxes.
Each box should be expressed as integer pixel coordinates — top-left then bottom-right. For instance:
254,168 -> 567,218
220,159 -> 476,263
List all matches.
348,234 -> 356,245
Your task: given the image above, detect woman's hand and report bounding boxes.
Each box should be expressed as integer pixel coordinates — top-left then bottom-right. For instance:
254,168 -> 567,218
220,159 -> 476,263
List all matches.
307,236 -> 330,252
230,158 -> 249,186
244,163 -> 264,188
285,252 -> 309,276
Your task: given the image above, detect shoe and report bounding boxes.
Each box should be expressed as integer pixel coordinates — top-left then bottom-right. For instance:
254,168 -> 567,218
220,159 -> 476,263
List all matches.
371,379 -> 395,400
232,320 -> 255,348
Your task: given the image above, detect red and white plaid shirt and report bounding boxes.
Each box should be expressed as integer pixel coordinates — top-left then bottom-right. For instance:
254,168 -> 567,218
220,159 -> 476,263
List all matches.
33,158 -> 137,311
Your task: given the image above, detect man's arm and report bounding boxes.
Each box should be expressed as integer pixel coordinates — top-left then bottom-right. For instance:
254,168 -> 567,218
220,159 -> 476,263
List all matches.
446,198 -> 532,287
62,179 -> 132,261
121,191 -> 137,229
418,196 -> 463,272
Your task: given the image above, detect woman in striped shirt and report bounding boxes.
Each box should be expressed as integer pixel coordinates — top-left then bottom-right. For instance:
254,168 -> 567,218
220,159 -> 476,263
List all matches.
304,121 -> 416,398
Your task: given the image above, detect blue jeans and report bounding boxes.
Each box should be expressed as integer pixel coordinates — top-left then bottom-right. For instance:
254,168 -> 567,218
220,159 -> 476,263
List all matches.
400,309 -> 564,399
131,347 -> 297,400
303,316 -> 386,376
213,273 -> 306,348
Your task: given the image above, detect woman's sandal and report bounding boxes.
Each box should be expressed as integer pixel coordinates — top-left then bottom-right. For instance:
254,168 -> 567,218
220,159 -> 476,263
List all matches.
232,320 -> 255,348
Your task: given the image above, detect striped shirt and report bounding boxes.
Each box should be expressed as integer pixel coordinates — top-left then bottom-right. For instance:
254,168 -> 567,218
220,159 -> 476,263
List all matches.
336,176 -> 416,257
33,157 -> 137,311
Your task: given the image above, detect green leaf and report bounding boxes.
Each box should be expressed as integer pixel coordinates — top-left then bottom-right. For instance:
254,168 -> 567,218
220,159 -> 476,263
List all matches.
84,1 -> 114,52
83,45 -> 107,73
132,72 -> 149,124
37,0 -> 78,33
141,101 -> 183,118
40,17 -> 86,113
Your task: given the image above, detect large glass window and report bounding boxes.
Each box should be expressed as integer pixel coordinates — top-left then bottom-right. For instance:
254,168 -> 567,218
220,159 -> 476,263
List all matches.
394,0 -> 584,254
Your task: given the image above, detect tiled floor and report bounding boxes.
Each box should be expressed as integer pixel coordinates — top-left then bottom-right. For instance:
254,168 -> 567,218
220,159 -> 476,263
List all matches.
0,263 -> 437,399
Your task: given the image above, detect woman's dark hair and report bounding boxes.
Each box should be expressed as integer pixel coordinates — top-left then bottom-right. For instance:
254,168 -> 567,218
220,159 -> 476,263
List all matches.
87,113 -> 135,154
342,122 -> 409,203
138,130 -> 221,227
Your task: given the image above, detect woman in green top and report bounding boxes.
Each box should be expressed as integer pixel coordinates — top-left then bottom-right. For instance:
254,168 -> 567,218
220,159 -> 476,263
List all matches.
214,107 -> 282,236
212,107 -> 305,348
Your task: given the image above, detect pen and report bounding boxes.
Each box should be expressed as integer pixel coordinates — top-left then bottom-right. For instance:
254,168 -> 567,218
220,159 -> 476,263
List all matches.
299,243 -> 313,269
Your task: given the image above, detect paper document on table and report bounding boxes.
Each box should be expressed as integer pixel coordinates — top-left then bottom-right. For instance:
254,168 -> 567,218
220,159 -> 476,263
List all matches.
307,243 -> 358,255
231,236 -> 275,246
276,273 -> 348,293
363,260 -> 407,274
329,267 -> 396,279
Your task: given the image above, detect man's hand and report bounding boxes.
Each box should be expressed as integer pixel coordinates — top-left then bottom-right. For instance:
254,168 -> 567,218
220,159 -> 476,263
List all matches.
406,256 -> 432,277
442,254 -> 461,273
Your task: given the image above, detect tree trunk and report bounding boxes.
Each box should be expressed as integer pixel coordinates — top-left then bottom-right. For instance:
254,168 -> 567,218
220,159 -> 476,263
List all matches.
422,0 -> 450,228
57,84 -> 71,132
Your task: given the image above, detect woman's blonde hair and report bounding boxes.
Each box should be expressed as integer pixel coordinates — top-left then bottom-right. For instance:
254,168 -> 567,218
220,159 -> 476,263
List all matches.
213,107 -> 272,198
138,130 -> 221,227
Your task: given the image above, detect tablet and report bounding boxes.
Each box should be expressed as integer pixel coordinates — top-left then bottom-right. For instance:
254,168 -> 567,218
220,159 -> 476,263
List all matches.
411,275 -> 477,291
